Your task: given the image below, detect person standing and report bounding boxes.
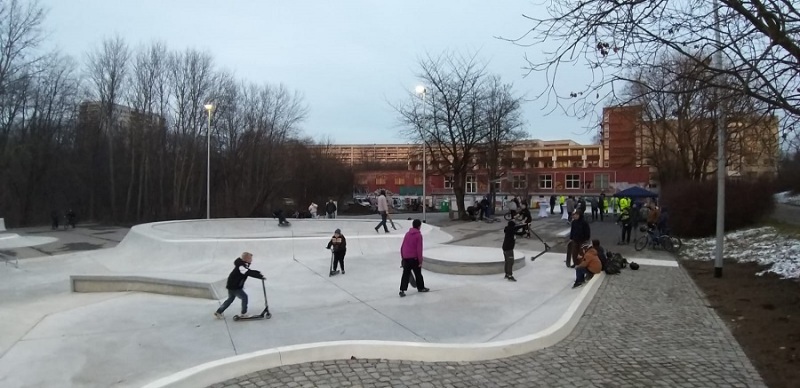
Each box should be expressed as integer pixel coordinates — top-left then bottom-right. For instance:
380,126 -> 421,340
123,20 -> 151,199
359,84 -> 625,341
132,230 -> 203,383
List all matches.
589,196 -> 599,221
325,200 -> 337,219
308,202 -> 318,219
374,190 -> 390,233
326,228 -> 347,274
399,219 -> 429,296
599,193 -> 607,221
549,195 -> 556,215
617,207 -> 633,245
214,252 -> 265,319
502,220 -> 527,281
568,212 -> 591,268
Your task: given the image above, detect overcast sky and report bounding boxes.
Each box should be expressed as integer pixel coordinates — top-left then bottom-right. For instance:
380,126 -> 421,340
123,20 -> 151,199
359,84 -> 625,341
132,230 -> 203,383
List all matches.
39,0 -> 599,145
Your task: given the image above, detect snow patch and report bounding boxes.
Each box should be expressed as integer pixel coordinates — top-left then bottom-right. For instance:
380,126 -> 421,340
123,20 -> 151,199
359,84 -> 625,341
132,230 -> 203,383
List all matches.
680,226 -> 800,279
775,191 -> 800,207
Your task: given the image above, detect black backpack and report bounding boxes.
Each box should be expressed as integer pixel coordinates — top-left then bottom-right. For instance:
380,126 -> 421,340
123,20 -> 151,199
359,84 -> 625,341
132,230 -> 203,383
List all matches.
605,252 -> 627,274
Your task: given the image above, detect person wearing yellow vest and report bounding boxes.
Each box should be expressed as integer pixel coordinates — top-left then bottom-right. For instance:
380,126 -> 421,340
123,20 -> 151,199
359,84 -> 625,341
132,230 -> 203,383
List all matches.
558,195 -> 566,214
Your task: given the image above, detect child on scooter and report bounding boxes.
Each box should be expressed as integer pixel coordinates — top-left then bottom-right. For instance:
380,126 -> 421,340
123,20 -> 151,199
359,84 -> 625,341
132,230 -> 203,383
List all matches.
326,228 -> 347,274
214,252 -> 265,319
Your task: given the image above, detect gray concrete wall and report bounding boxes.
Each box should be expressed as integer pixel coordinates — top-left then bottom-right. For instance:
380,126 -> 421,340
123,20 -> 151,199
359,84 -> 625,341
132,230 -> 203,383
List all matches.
70,275 -> 217,300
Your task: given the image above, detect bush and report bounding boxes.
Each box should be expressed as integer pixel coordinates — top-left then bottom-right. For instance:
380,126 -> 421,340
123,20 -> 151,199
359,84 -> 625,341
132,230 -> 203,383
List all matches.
660,179 -> 775,238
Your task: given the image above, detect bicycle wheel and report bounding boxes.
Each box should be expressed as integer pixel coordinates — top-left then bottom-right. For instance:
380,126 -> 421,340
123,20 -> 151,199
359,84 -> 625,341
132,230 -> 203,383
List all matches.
659,235 -> 675,253
504,212 -> 513,221
634,235 -> 649,251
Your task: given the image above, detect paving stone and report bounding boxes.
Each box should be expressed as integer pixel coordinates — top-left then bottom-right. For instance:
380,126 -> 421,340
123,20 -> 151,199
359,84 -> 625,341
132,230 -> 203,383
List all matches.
213,267 -> 766,388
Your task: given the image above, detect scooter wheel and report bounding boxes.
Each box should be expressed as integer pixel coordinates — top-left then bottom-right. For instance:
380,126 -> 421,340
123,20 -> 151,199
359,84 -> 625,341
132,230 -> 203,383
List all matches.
265,313 -> 272,319
233,315 -> 240,321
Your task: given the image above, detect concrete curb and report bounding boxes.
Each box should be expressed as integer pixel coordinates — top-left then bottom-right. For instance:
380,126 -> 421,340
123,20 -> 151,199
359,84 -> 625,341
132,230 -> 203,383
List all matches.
71,275 -> 221,300
141,273 -> 605,388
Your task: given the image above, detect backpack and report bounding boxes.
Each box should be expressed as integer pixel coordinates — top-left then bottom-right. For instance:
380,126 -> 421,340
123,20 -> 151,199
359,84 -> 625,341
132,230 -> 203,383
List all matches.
605,252 -> 627,274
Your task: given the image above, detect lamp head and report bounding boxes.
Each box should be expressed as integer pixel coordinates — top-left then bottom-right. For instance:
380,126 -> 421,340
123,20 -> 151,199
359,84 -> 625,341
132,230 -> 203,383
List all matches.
414,85 -> 426,95
204,103 -> 214,111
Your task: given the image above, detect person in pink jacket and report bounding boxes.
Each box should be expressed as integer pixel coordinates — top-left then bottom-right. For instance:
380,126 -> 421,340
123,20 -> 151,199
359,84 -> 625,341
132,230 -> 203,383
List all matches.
399,219 -> 430,297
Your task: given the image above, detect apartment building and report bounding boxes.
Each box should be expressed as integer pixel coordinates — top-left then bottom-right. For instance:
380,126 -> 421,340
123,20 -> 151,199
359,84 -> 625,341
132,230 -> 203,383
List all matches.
602,105 -> 779,183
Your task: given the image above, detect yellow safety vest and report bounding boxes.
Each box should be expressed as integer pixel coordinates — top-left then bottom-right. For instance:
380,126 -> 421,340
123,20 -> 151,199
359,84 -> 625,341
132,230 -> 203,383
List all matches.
559,196 -> 565,205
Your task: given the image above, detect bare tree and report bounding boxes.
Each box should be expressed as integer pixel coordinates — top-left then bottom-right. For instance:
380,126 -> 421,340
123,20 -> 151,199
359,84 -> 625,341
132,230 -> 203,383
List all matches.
397,52 -> 489,219
511,0 -> 800,133
480,75 -> 525,211
86,36 -> 130,221
623,54 -> 778,184
166,48 -> 213,216
127,42 -> 169,220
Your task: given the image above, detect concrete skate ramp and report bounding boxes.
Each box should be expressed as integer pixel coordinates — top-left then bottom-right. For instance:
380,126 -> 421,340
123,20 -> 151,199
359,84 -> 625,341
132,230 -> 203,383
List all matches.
0,233 -> 58,250
423,246 -> 526,275
73,218 -> 453,296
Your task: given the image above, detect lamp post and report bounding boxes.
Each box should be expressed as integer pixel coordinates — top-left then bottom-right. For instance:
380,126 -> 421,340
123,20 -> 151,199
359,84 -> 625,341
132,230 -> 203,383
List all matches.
712,0 -> 726,277
204,103 -> 214,220
415,85 -> 427,223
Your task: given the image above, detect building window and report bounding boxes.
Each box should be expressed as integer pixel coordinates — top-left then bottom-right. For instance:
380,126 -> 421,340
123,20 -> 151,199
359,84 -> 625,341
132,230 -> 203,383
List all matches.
414,176 -> 423,185
512,174 -> 527,189
604,150 -> 609,160
494,180 -> 501,191
556,161 -> 569,168
566,174 -> 581,189
444,175 -> 454,189
545,161 -> 554,168
604,161 -> 609,167
539,174 -> 553,189
376,176 -> 386,185
395,177 -> 405,185
557,150 -> 568,156
594,173 -> 609,189
466,175 -> 477,193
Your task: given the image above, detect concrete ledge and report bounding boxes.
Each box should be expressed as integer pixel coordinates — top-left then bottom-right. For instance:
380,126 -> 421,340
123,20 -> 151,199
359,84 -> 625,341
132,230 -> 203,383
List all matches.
421,246 -> 525,275
141,273 -> 605,388
626,258 -> 679,267
70,275 -> 220,300
0,218 -> 5,232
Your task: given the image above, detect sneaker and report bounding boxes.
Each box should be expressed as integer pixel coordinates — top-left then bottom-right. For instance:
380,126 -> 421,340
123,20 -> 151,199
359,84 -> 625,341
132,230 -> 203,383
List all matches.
399,291 -> 406,297
504,274 -> 509,279
213,312 -> 224,319
341,270 -> 345,275
507,276 -> 517,282
586,273 -> 594,281
572,281 -> 585,289
418,288 -> 430,292
238,313 -> 249,318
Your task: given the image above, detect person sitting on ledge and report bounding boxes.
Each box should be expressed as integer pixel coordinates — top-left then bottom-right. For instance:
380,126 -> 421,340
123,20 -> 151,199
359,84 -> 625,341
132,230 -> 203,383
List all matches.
573,241 -> 602,288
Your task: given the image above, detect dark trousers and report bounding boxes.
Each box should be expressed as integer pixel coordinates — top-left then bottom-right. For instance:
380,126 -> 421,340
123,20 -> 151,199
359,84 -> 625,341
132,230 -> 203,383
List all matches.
333,251 -> 345,271
591,207 -> 598,221
550,203 -> 555,214
575,267 -> 588,283
560,205 -> 564,214
327,212 -> 336,219
216,288 -> 248,314
599,207 -> 605,221
569,239 -> 582,266
400,258 -> 425,291
621,223 -> 632,243
376,211 -> 389,232
503,250 -> 514,276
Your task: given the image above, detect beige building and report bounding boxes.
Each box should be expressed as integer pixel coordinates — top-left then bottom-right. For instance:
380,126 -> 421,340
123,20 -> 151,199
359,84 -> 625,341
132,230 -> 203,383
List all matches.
636,115 -> 779,180
322,139 -> 605,171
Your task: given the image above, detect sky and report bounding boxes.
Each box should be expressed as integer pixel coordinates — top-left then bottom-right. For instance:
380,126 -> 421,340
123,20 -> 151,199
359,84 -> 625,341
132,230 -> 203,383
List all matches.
38,0 -> 599,145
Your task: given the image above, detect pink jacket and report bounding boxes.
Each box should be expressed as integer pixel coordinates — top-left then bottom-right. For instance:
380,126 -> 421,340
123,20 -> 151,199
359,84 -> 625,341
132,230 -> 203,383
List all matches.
400,227 -> 424,263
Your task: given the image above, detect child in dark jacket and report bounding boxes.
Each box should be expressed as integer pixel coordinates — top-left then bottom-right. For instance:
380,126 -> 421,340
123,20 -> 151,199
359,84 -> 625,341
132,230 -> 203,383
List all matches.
326,228 -> 347,274
214,252 -> 265,319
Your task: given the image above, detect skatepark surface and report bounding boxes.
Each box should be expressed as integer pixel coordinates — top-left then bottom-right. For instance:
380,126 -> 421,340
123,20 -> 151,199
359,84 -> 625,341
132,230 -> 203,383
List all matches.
0,217 -> 606,388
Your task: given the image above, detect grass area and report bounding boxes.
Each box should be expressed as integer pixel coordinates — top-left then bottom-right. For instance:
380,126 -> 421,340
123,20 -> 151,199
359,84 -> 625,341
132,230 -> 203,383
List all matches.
761,219 -> 800,237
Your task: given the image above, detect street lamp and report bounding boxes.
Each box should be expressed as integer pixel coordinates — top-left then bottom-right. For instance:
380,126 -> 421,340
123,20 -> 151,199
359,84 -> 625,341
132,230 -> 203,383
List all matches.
415,85 -> 427,223
204,103 -> 214,220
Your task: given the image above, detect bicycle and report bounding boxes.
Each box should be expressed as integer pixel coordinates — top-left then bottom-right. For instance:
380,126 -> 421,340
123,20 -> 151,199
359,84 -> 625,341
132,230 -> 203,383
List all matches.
634,226 -> 681,253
